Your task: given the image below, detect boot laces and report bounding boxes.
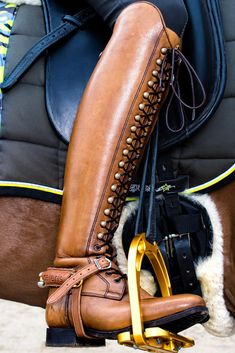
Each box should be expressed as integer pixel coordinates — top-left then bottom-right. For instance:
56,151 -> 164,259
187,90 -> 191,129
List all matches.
105,268 -> 127,283
162,48 -> 206,133
98,235 -> 127,282
95,49 -> 200,282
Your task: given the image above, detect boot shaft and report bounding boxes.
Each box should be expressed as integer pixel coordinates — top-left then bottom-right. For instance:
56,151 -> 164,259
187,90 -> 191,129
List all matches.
54,2 -> 180,267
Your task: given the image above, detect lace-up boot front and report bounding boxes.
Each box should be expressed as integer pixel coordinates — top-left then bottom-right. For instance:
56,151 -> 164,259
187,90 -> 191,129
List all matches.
40,2 -> 208,345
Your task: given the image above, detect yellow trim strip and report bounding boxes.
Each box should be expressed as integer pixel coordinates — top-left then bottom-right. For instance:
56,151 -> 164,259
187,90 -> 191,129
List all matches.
0,163 -> 234,199
125,163 -> 235,200
0,23 -> 11,32
0,46 -> 7,55
125,197 -> 138,202
0,181 -> 63,195
184,162 -> 235,194
5,4 -> 17,8
0,34 -> 8,44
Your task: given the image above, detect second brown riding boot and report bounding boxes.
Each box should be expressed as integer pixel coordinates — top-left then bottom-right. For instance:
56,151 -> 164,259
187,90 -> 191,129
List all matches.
40,2 -> 208,346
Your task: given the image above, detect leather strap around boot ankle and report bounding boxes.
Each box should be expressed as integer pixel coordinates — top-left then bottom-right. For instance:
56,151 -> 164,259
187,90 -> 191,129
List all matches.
71,286 -> 95,339
45,256 -> 112,304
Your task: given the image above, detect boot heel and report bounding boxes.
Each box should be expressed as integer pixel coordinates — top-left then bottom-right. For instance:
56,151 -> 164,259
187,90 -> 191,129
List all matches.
46,328 -> 106,347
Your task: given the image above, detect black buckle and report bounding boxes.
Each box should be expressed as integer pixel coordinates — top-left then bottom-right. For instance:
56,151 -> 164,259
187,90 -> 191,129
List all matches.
163,233 -> 190,258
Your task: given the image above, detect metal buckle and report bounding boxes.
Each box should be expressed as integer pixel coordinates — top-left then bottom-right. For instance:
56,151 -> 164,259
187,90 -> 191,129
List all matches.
73,279 -> 83,288
94,256 -> 112,270
163,233 -> 190,258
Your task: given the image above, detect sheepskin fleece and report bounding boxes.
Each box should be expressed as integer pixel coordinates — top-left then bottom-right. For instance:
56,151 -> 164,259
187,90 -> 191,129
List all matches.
114,195 -> 235,337
113,201 -> 158,295
191,194 -> 235,337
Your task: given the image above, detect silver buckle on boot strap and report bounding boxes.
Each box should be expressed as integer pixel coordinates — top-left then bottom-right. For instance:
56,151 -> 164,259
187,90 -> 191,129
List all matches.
94,256 -> 112,270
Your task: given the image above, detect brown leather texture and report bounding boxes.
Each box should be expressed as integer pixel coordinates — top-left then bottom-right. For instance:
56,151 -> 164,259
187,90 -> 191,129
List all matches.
79,292 -> 205,332
43,259 -> 125,301
54,2 -> 180,268
46,288 -> 71,327
46,273 -> 205,332
71,287 -> 92,338
44,2 -> 207,339
211,181 -> 235,317
46,257 -> 118,304
43,268 -> 75,287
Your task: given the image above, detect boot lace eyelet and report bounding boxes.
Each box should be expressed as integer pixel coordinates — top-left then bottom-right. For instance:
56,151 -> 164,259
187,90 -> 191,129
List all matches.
105,271 -> 112,276
114,278 -> 121,283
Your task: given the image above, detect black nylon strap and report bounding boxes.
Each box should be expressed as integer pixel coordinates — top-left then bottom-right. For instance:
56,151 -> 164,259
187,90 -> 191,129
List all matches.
1,7 -> 96,91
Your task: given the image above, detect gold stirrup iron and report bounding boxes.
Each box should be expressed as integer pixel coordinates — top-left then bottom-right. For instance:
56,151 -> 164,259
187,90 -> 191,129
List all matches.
118,233 -> 195,352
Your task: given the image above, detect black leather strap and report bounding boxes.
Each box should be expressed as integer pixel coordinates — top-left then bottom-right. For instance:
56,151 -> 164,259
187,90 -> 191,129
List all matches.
173,234 -> 201,294
163,194 -> 202,295
1,7 -> 96,91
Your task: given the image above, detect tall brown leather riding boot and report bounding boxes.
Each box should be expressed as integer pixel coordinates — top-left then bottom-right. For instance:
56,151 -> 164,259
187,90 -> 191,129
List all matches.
40,2 -> 208,346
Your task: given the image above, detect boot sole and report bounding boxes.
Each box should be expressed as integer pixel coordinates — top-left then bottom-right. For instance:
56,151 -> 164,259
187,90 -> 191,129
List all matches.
46,306 -> 209,346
